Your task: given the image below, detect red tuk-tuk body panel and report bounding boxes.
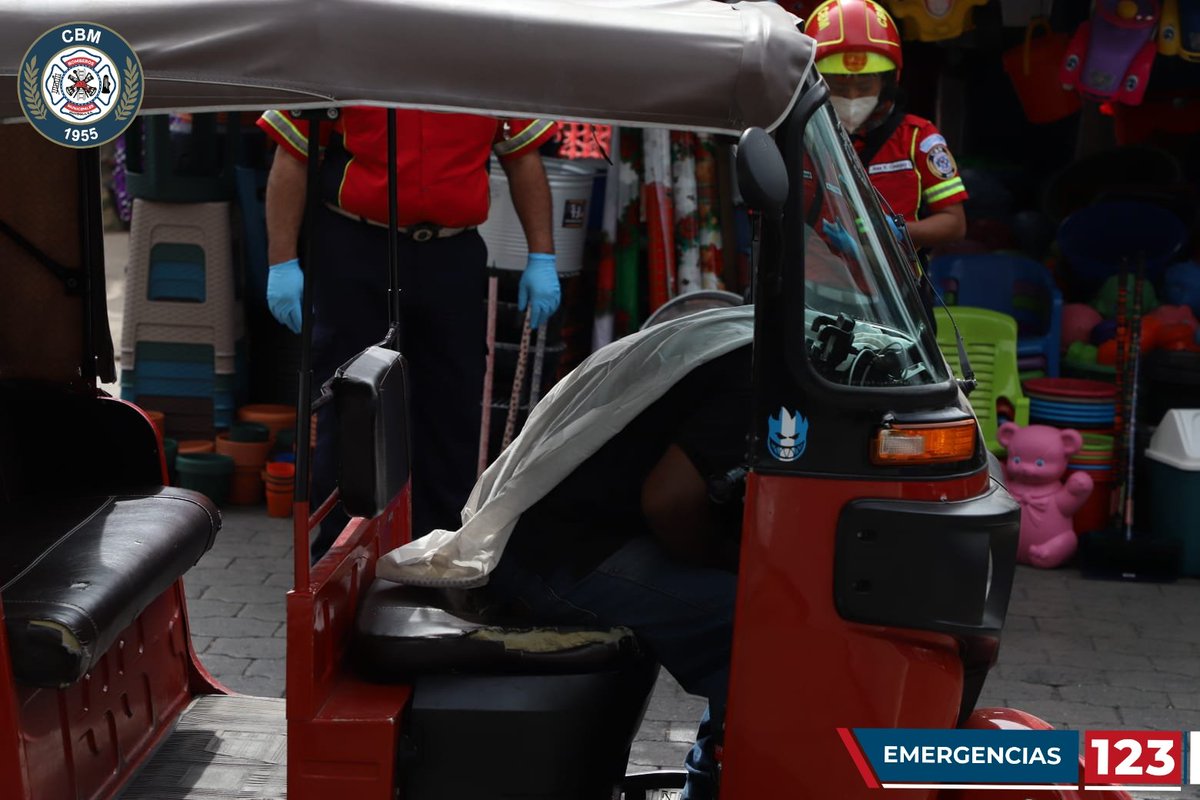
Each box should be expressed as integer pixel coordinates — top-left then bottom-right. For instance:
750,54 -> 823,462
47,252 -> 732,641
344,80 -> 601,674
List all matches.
723,470 -> 990,799
943,709 -> 1128,800
287,492 -> 411,800
1,580 -> 220,800
0,602 -> 27,798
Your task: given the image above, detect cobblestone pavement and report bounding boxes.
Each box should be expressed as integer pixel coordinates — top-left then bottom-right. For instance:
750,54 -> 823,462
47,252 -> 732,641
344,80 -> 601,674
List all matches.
186,508 -> 1199,796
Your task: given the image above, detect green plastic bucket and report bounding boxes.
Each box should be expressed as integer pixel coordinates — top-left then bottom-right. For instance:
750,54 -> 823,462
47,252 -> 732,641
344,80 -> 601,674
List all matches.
176,452 -> 235,506
274,427 -> 296,454
229,422 -> 270,443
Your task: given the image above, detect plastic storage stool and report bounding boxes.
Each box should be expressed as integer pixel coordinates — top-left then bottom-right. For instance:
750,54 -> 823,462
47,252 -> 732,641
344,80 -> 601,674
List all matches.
122,199 -> 237,374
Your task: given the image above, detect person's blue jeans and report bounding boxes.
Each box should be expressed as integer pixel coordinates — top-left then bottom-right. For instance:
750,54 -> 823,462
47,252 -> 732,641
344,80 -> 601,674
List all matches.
486,535 -> 735,799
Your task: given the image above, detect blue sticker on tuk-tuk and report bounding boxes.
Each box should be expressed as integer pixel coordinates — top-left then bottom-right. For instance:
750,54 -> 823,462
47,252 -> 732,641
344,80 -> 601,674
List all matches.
18,22 -> 144,149
767,407 -> 808,462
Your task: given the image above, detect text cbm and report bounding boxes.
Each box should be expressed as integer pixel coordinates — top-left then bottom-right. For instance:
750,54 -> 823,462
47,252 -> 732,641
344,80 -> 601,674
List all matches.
61,28 -> 102,44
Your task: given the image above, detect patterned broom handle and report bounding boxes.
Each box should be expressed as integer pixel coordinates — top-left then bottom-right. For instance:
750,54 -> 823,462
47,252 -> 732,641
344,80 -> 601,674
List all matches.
502,310 -> 533,448
528,325 -> 548,410
477,275 -> 498,476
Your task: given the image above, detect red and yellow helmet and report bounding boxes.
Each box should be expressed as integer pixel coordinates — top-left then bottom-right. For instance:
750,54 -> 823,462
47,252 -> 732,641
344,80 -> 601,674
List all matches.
803,0 -> 903,77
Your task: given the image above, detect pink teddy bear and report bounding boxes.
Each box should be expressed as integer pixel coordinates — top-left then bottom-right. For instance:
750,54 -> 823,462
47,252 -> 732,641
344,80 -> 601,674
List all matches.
996,422 -> 1094,569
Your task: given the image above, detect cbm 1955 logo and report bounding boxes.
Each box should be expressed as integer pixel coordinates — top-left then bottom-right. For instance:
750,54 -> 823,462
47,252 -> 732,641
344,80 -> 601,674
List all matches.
18,23 -> 143,148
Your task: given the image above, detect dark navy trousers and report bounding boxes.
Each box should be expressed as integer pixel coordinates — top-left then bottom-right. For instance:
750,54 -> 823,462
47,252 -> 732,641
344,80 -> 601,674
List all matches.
309,205 -> 488,560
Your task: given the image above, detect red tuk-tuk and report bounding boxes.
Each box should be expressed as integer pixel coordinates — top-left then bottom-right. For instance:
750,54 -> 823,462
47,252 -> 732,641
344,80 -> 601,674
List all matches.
0,0 -> 1131,798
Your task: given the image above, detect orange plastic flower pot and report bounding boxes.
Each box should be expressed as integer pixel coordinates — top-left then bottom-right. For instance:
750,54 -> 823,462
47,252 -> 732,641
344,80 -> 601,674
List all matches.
237,403 -> 297,444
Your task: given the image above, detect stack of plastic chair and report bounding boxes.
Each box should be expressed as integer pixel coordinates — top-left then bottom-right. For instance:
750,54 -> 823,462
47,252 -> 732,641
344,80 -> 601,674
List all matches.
928,253 -> 1063,378
934,306 -> 1031,456
120,115 -> 241,440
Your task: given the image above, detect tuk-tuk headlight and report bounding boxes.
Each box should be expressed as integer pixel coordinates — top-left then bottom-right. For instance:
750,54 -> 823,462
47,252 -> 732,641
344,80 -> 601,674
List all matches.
872,420 -> 977,465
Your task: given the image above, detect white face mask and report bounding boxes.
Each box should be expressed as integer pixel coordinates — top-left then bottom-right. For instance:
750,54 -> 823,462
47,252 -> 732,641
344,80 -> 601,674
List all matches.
830,95 -> 879,133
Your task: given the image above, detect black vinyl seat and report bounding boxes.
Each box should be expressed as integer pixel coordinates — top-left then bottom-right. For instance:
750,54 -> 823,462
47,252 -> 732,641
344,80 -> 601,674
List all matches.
0,488 -> 220,687
334,347 -> 645,680
353,579 -> 643,680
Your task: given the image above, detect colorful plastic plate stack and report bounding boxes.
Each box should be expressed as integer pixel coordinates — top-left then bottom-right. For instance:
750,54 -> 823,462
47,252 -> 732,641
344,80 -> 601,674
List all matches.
1069,432 -> 1116,477
1024,377 -> 1117,432
1023,378 -> 1118,487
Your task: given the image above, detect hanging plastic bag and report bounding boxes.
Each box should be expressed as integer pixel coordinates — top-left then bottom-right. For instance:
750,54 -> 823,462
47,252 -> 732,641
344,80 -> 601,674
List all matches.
1003,17 -> 1083,123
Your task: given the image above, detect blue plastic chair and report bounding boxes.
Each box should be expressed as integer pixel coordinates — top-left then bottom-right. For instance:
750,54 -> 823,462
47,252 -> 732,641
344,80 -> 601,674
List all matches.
928,253 -> 1063,377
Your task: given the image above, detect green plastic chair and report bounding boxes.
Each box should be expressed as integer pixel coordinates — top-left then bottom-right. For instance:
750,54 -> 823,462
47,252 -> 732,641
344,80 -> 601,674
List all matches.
934,306 -> 1030,456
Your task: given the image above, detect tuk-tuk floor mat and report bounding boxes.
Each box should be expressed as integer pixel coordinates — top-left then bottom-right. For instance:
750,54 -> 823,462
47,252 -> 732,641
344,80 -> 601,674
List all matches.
119,694 -> 287,799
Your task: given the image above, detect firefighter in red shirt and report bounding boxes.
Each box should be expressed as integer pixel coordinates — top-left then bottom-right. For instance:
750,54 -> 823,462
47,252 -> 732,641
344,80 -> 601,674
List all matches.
258,107 -> 558,558
804,0 -> 968,250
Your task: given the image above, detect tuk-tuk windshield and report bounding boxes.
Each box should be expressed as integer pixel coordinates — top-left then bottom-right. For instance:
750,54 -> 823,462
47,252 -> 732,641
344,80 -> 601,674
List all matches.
801,103 -> 948,388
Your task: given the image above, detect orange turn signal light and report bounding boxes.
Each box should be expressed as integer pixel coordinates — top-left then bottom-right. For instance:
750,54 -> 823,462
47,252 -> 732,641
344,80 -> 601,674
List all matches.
872,420 -> 977,465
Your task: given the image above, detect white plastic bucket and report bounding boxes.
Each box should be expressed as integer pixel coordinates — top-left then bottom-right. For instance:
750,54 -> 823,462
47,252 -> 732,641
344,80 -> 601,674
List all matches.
1146,409 -> 1200,471
478,156 -> 598,273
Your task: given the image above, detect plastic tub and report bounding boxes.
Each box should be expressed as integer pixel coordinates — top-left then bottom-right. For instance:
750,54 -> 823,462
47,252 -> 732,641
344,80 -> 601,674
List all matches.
265,484 -> 292,517
237,403 -> 296,444
229,422 -> 271,443
478,157 -> 598,273
215,432 -> 272,505
178,439 -> 215,454
263,461 -> 296,518
1146,409 -> 1200,576
176,452 -> 235,506
274,427 -> 296,455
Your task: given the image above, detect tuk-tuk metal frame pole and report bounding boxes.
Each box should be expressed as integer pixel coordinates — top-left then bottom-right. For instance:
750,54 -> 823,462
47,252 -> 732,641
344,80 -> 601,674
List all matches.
386,110 -> 401,350
292,109 -> 334,589
77,147 -> 103,386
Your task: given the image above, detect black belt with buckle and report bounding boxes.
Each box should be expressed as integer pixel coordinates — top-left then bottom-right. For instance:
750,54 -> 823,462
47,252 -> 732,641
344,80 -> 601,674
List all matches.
408,222 -> 440,242
324,203 -> 471,241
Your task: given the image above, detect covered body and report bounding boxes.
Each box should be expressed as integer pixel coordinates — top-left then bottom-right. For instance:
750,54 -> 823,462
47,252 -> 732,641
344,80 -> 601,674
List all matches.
376,305 -> 755,587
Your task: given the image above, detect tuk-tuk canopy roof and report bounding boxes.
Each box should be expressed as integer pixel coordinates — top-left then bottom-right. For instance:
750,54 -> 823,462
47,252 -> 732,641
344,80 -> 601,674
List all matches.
0,0 -> 813,133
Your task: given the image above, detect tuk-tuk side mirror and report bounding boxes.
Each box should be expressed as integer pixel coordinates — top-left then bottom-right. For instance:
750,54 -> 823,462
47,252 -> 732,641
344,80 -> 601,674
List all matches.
736,127 -> 788,219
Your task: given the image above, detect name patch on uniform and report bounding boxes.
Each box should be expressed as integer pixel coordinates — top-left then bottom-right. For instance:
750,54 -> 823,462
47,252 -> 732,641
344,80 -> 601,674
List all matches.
926,144 -> 958,180
918,133 -> 947,153
868,159 -> 914,175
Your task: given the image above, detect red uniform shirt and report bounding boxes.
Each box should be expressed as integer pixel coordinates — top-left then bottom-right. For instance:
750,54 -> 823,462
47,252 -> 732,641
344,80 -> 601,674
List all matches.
853,114 -> 967,223
257,107 -> 556,228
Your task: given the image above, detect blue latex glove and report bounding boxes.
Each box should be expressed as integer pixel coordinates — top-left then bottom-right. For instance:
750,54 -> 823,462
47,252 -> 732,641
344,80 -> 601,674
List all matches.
518,253 -> 560,330
267,258 -> 304,334
887,215 -> 905,242
822,219 -> 862,262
